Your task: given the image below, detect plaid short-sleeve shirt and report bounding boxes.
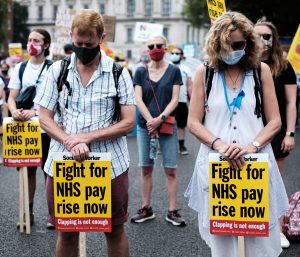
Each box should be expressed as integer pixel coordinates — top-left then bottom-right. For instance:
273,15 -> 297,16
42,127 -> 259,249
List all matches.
34,51 -> 135,178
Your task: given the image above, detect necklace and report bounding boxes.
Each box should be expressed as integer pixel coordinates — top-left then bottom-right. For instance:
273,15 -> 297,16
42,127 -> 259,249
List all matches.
226,70 -> 241,91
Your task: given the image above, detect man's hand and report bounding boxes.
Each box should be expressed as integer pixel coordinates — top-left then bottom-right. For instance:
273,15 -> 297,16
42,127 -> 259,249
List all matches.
70,143 -> 90,162
64,134 -> 90,152
12,109 -> 35,121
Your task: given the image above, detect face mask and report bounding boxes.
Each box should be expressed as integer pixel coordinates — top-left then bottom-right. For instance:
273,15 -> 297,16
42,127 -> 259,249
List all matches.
170,54 -> 181,64
142,55 -> 150,63
222,50 -> 245,65
149,48 -> 165,62
27,43 -> 43,56
1,70 -> 8,75
260,38 -> 273,55
73,44 -> 100,65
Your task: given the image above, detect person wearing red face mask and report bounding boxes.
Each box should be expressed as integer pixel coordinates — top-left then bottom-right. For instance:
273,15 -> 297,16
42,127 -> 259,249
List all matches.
7,29 -> 53,229
132,35 -> 186,226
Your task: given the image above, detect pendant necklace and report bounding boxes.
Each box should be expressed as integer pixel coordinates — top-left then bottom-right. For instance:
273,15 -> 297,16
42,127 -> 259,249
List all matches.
226,70 -> 241,91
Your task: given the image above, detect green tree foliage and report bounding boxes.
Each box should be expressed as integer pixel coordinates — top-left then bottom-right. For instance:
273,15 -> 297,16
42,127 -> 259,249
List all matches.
13,2 -> 30,49
183,0 -> 300,37
0,0 -> 8,44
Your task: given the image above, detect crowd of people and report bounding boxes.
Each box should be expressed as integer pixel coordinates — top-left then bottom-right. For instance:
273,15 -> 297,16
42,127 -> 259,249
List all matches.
0,8 -> 298,257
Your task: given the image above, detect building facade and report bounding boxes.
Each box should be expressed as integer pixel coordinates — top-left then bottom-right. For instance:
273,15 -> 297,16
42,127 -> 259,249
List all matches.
16,0 -> 205,60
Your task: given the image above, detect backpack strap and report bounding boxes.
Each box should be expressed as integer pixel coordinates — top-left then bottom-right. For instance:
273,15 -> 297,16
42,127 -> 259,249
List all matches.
205,64 -> 214,100
57,56 -> 71,93
18,61 -> 29,89
112,62 -> 123,121
253,65 -> 265,123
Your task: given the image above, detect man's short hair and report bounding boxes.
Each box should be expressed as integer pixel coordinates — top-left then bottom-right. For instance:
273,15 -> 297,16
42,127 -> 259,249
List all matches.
71,9 -> 104,37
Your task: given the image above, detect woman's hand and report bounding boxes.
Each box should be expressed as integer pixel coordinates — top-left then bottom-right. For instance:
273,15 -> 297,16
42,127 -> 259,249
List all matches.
214,140 -> 246,170
146,117 -> 162,134
281,136 -> 295,153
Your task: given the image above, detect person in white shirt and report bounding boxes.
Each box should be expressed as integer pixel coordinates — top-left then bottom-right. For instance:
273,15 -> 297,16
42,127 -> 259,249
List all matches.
170,47 -> 193,154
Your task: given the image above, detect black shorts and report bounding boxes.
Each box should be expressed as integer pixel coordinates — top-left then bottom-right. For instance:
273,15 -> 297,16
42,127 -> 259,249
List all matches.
175,102 -> 188,129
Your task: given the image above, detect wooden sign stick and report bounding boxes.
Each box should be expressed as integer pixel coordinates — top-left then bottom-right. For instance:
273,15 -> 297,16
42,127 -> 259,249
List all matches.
19,168 -> 24,233
238,236 -> 245,257
22,167 -> 31,234
79,232 -> 87,257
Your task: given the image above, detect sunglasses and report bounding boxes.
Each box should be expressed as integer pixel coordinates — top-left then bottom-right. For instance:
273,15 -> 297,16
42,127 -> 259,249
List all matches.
258,33 -> 272,40
171,52 -> 182,55
148,44 -> 164,50
231,40 -> 246,50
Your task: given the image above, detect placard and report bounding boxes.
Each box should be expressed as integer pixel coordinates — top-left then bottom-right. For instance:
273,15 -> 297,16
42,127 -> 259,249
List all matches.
3,117 -> 42,167
53,153 -> 112,232
209,153 -> 269,237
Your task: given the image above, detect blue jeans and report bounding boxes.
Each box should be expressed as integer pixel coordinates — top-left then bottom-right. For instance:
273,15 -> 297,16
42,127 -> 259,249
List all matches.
137,126 -> 178,168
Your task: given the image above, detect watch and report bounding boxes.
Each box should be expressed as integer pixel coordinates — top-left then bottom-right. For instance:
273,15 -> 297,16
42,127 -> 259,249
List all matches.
161,114 -> 166,121
252,141 -> 261,152
286,131 -> 295,137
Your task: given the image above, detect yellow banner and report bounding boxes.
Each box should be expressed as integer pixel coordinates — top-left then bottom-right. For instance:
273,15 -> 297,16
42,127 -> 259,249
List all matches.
8,43 -> 23,57
209,153 -> 269,237
53,153 -> 112,232
207,0 -> 226,22
3,117 -> 42,167
287,24 -> 300,74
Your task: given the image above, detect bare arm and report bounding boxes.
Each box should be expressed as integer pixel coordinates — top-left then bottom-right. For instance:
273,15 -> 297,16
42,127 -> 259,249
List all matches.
146,84 -> 180,134
187,77 -> 193,99
250,62 -> 281,148
135,85 -> 153,122
63,104 -> 136,149
281,83 -> 297,153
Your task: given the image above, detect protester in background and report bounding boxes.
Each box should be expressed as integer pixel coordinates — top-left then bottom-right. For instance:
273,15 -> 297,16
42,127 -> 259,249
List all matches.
0,63 -> 11,102
34,10 -> 135,257
170,47 -> 193,155
7,29 -> 53,229
132,35 -> 186,226
185,12 -> 289,257
255,20 -> 297,249
63,43 -> 73,56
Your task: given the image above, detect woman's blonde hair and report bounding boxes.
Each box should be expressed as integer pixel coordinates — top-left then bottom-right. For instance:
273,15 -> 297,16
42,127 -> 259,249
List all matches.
204,11 -> 261,70
255,20 -> 287,77
71,9 -> 104,37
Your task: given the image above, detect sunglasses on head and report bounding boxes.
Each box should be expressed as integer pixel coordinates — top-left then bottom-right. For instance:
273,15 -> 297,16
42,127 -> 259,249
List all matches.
258,33 -> 272,40
148,44 -> 164,50
231,40 -> 246,50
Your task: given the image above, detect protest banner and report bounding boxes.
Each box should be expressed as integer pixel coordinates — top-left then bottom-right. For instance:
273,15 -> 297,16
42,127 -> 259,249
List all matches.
3,117 -> 42,234
134,22 -> 164,42
2,117 -> 42,167
53,152 -> 112,232
8,43 -> 23,57
52,8 -> 116,56
206,0 -> 226,23
287,24 -> 300,74
209,153 -> 269,237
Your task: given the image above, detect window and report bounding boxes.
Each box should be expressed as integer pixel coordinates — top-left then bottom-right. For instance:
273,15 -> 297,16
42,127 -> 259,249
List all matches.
144,0 -> 153,17
84,4 -> 89,9
53,5 -> 58,20
38,6 -> 43,21
100,4 -> 105,14
127,28 -> 133,43
162,0 -> 171,16
127,0 -> 135,17
68,5 -> 73,9
127,50 -> 132,59
163,27 -> 169,41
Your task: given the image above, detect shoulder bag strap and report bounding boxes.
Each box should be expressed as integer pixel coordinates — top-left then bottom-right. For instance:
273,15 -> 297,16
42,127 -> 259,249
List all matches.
146,66 -> 161,114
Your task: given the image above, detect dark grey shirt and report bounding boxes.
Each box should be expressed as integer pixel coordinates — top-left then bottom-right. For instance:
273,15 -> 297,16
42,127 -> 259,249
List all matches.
133,64 -> 183,128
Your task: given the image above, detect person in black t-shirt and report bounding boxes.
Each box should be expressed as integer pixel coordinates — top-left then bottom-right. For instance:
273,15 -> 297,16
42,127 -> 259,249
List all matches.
255,20 -> 297,249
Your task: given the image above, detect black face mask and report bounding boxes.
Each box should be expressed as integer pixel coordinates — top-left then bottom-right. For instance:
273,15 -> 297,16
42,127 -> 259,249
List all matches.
73,44 -> 100,65
1,70 -> 8,76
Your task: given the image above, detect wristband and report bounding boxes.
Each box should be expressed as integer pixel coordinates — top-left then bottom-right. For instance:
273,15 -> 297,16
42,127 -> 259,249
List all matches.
211,137 -> 221,150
